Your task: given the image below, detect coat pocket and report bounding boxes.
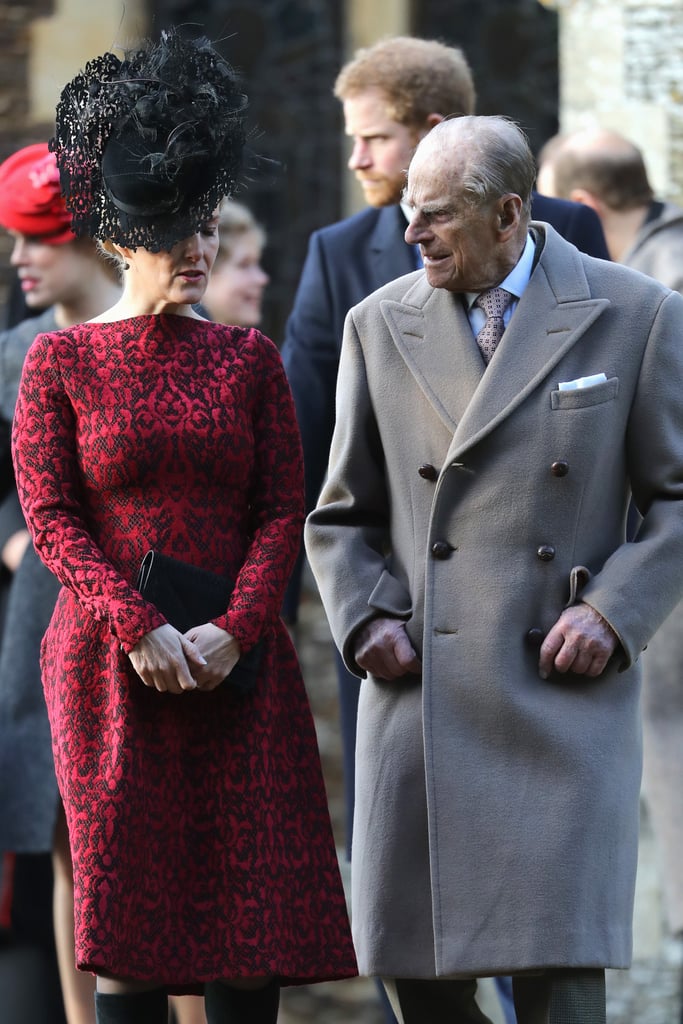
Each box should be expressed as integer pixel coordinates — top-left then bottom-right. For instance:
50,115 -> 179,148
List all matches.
551,376 -> 619,410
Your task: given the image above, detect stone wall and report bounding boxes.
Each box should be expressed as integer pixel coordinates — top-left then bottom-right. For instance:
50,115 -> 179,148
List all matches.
553,0 -> 683,204
0,0 -> 146,319
0,3 -> 49,152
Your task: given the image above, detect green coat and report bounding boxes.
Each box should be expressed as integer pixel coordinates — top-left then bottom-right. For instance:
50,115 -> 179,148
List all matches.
305,223 -> 683,978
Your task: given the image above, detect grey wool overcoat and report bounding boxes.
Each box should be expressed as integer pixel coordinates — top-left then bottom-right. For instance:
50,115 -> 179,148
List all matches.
305,223 -> 683,979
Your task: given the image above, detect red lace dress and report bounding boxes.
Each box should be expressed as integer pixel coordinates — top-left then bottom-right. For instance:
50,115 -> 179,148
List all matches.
11,315 -> 356,989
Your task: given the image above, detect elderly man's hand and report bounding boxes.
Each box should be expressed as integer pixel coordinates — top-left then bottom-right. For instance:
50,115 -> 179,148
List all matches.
539,602 -> 618,680
354,616 -> 422,680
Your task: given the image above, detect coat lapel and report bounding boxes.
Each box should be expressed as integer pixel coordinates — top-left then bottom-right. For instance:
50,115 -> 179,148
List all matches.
380,281 -> 485,433
451,278 -> 609,457
380,224 -> 610,449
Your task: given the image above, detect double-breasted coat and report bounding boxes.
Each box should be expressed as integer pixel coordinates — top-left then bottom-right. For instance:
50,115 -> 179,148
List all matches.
305,223 -> 683,979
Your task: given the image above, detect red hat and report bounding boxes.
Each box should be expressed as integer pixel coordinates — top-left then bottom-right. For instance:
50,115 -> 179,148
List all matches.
0,142 -> 76,244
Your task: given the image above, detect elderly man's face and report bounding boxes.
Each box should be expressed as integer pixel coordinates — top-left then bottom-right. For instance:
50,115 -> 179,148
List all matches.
404,149 -> 506,293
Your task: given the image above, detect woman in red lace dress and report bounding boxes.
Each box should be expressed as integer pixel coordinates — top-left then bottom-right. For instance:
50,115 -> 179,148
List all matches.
11,29 -> 356,1024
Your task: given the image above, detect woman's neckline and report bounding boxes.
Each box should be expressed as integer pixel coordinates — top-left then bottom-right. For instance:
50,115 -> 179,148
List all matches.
86,311 -> 211,325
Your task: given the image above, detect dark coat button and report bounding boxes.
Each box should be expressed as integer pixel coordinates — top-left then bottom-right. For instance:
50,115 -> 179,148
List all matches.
431,541 -> 452,560
537,545 -> 556,561
418,463 -> 438,481
551,460 -> 569,477
526,628 -> 545,647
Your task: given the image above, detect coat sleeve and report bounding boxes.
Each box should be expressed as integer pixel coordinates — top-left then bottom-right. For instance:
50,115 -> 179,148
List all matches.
281,230 -> 341,510
0,328 -> 20,506
0,420 -> 14,509
280,229 -> 342,620
0,486 -> 28,554
305,308 -> 403,676
530,194 -> 610,260
563,204 -> 610,261
629,222 -> 683,296
581,287 -> 683,666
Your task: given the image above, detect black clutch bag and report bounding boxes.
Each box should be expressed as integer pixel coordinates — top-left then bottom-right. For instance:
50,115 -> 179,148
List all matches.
136,550 -> 262,694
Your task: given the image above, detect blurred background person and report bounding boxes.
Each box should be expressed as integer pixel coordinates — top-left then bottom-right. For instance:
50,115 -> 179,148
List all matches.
202,200 -> 269,328
536,127 -> 683,290
0,142 -> 121,1024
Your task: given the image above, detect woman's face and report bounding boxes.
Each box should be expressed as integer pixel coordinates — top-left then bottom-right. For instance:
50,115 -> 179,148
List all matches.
203,231 -> 270,327
9,233 -> 95,310
121,217 -> 220,312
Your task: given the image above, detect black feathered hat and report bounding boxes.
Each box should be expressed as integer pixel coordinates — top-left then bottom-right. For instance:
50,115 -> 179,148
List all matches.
50,28 -> 248,251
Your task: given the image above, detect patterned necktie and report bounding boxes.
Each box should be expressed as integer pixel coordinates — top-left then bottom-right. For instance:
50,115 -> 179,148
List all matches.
474,287 -> 514,364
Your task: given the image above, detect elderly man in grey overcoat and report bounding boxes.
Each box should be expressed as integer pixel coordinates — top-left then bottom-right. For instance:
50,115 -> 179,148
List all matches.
305,115 -> 683,1024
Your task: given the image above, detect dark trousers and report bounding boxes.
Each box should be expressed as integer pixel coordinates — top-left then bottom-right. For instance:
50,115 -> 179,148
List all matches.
386,970 -> 606,1024
0,853 -> 66,1024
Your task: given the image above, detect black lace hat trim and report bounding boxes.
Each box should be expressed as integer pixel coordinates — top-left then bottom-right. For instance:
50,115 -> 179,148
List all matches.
50,28 -> 248,251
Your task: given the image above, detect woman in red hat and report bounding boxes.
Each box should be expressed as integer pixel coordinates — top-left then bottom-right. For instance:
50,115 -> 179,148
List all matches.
0,141 -> 122,1024
0,142 -> 120,318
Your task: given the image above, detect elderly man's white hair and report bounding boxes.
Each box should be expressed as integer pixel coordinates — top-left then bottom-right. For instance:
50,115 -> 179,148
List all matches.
415,115 -> 537,217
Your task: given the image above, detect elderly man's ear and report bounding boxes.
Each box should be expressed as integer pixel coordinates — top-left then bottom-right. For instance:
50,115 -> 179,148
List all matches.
497,194 -> 523,235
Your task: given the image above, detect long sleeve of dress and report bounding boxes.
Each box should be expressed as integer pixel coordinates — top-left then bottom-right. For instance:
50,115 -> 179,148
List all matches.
12,331 -> 166,650
211,336 -> 305,651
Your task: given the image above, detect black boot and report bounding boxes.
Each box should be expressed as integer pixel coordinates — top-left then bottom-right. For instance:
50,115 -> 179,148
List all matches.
204,980 -> 280,1024
94,988 -> 168,1024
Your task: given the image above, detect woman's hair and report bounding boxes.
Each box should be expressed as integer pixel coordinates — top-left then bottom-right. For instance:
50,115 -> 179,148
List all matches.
96,238 -> 128,280
214,200 -> 265,264
50,28 -> 249,251
334,36 -> 476,126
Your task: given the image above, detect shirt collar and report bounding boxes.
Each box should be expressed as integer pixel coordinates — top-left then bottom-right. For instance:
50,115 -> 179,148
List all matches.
399,200 -> 413,227
465,232 -> 535,310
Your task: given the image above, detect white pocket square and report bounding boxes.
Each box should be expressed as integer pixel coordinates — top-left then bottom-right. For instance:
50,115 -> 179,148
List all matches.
557,373 -> 608,391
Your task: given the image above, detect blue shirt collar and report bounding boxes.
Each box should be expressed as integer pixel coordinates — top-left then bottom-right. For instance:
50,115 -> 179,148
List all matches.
465,232 -> 535,310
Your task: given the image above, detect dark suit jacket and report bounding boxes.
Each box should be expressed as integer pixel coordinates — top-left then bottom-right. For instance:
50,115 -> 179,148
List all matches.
281,194 -> 608,615
530,192 -> 609,261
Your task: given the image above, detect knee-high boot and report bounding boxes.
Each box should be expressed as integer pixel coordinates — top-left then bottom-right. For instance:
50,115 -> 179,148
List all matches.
204,980 -> 280,1024
94,987 -> 168,1024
